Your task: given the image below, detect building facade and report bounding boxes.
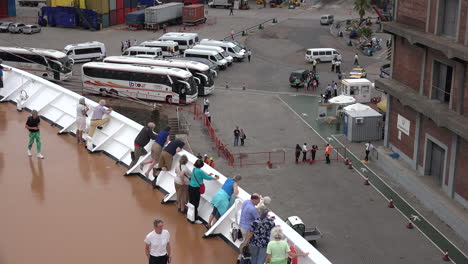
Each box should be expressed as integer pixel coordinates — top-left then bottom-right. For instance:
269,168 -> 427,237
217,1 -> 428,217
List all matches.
376,0 -> 468,208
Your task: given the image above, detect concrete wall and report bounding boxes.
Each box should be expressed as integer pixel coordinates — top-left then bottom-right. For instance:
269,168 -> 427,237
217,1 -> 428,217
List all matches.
397,0 -> 428,31
455,138 -> 468,200
388,97 -> 417,159
393,36 -> 424,89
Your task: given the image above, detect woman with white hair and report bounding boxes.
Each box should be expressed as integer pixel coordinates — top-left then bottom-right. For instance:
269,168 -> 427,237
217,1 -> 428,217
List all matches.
265,229 -> 308,264
76,97 -> 88,144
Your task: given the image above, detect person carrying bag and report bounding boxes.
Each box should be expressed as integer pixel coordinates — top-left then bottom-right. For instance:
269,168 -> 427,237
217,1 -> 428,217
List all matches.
188,159 -> 219,224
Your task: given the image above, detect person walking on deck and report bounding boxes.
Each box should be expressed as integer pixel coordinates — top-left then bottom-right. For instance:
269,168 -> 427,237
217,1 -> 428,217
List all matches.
25,110 -> 44,159
144,219 -> 172,264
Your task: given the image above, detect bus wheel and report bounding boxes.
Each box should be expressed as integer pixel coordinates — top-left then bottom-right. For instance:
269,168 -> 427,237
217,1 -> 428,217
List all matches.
109,89 -> 118,97
166,96 -> 172,104
99,88 -> 107,97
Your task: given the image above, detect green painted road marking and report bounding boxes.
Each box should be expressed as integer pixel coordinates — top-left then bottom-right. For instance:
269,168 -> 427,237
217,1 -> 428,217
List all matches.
278,94 -> 468,264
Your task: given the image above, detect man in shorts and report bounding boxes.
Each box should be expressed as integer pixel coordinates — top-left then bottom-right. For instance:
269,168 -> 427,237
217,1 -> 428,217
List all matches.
152,138 -> 185,188
140,127 -> 171,177
128,122 -> 157,170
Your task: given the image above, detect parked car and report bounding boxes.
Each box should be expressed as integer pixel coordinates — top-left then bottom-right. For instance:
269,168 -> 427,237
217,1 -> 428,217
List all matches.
349,67 -> 367,78
320,14 -> 334,25
380,64 -> 390,78
0,22 -> 13,33
8,23 -> 26,33
22,24 -> 41,34
289,69 -> 310,88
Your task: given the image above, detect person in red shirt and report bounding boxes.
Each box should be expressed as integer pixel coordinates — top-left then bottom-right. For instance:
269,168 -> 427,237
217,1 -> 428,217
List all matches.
325,144 -> 332,164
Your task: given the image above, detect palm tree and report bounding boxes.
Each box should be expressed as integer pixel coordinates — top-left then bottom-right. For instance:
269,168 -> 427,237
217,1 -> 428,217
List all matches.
354,0 -> 372,22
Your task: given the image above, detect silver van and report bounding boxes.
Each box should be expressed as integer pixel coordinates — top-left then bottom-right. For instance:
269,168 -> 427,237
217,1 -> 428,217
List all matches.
320,14 -> 334,25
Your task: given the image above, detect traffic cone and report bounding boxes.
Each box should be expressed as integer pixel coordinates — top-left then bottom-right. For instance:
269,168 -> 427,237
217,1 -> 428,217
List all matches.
348,162 -> 353,169
225,82 -> 229,89
442,250 -> 450,261
406,218 -> 414,229
344,158 -> 349,165
364,177 -> 370,185
388,198 -> 394,208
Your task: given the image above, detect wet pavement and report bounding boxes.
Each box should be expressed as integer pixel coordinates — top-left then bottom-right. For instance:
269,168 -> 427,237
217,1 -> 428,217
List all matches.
0,103 -> 236,264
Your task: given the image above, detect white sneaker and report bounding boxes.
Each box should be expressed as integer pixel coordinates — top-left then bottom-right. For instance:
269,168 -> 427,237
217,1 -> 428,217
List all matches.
37,153 -> 44,159
27,149 -> 32,156
194,220 -> 203,224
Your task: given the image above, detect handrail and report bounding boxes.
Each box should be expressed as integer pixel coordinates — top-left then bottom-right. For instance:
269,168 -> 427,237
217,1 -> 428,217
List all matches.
223,17 -> 278,41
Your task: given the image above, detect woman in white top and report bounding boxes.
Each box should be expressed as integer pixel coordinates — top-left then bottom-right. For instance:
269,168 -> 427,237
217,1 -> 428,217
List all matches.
75,98 -> 88,144
174,155 -> 191,213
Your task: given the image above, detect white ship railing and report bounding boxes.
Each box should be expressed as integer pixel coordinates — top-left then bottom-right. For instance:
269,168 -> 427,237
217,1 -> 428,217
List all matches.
1,66 -> 332,264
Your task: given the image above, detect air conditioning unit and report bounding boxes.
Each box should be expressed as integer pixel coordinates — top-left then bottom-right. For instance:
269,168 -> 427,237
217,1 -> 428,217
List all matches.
356,118 -> 364,124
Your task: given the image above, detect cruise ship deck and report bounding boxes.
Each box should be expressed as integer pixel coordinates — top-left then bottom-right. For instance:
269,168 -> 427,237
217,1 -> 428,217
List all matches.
0,102 -> 236,264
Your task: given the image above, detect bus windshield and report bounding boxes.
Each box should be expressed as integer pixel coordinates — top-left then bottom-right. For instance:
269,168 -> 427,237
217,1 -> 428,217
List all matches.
184,76 -> 198,95
48,56 -> 73,74
194,69 -> 213,87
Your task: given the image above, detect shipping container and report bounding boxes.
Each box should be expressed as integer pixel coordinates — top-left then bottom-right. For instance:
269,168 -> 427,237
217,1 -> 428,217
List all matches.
117,8 -> 124,24
7,0 -> 16,17
182,4 -> 205,24
125,10 -> 144,25
0,0 -> 8,19
109,0 -> 117,10
131,7 -> 138,12
101,13 -> 110,28
117,0 -> 124,9
85,0 -> 109,14
124,0 -> 138,8
144,3 -> 183,24
110,9 -> 117,25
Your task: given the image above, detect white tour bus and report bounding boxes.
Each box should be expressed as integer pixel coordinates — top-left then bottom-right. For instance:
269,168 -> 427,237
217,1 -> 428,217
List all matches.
82,62 -> 198,104
192,45 -> 233,65
63,41 -> 106,62
184,49 -> 228,70
305,48 -> 341,63
158,33 -> 197,51
0,46 -> 73,80
199,39 -> 245,61
122,46 -> 163,58
139,40 -> 180,57
103,56 -> 215,96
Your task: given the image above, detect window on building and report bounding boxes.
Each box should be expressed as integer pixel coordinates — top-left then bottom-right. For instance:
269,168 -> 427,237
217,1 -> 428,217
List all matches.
440,0 -> 458,38
432,61 -> 453,104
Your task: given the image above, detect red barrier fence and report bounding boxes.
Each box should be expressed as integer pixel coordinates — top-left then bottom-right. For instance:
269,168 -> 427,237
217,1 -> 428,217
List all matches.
231,151 -> 286,167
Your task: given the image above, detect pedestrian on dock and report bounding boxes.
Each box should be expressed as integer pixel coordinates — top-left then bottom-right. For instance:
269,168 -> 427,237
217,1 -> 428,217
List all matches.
245,206 -> 276,264
234,126 -> 240,146
302,143 -> 308,162
175,155 -> 191,214
134,39 -> 138,46
140,127 -> 171,177
333,81 -> 338,97
354,53 -> 359,65
203,97 -> 209,113
207,175 -> 241,228
204,110 -> 211,123
331,58 -> 336,72
325,144 -> 332,164
312,59 -> 317,72
25,110 -> 44,159
128,122 -> 157,170
152,138 -> 185,188
247,50 -> 252,63
364,141 -> 374,162
0,60 -> 11,89
295,144 -> 301,163
144,219 -> 172,264
335,59 -> 341,73
208,157 -> 215,168
229,4 -> 234,16
75,97 -> 89,144
189,159 -> 219,224
311,144 -> 318,161
240,128 -> 246,146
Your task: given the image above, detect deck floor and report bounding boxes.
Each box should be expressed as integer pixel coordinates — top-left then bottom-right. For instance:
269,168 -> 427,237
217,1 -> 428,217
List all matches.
0,103 -> 236,264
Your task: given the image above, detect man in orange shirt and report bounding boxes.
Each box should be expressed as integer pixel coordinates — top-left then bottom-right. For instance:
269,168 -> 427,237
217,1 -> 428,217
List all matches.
209,157 -> 215,168
325,144 -> 332,164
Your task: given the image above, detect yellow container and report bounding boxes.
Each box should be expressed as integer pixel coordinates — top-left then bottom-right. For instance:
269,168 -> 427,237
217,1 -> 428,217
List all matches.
85,0 -> 110,14
46,0 -> 86,8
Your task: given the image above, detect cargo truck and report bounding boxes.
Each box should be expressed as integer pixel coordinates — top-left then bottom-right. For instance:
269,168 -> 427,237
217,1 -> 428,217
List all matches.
144,2 -> 183,30
208,0 -> 234,8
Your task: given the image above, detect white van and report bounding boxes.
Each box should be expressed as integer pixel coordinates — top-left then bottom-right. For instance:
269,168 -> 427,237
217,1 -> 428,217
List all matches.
184,49 -> 228,70
159,33 -> 197,51
167,32 -> 199,43
63,41 -> 105,62
320,14 -> 334,25
139,40 -> 180,57
193,45 -> 233,65
305,48 -> 341,63
122,46 -> 163,58
200,39 -> 245,61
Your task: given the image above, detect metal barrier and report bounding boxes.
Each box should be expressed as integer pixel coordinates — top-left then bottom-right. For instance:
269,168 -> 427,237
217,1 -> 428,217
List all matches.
223,17 -> 277,40
231,151 -> 286,167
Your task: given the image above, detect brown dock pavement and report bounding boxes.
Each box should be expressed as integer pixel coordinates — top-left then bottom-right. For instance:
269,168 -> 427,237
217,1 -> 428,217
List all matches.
0,103 -> 236,264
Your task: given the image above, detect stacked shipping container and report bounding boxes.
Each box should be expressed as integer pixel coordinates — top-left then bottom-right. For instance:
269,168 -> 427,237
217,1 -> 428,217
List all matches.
109,0 -> 138,27
0,0 -> 16,18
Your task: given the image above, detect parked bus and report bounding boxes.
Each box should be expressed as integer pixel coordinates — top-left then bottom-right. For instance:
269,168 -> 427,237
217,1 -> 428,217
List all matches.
103,56 -> 215,96
82,62 -> 197,104
0,46 -> 73,80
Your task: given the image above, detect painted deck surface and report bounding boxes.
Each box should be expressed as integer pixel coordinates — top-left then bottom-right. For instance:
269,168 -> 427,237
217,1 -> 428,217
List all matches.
0,103 -> 236,264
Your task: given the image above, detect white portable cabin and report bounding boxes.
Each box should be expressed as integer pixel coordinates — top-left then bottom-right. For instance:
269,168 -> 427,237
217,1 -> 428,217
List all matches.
340,78 -> 373,103
343,103 -> 384,142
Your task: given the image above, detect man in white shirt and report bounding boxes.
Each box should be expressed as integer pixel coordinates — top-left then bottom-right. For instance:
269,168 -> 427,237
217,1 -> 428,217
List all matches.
364,141 -> 374,162
302,143 -> 308,162
145,219 -> 172,264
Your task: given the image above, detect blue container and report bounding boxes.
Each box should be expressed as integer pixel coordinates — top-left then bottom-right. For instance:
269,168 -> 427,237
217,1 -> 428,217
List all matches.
125,10 -> 144,24
8,0 -> 16,17
138,0 -> 155,7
